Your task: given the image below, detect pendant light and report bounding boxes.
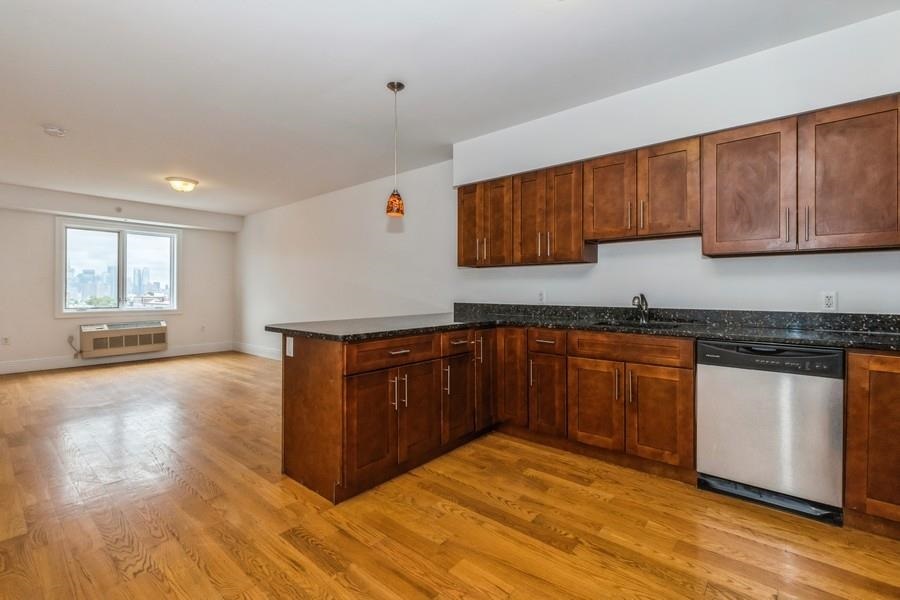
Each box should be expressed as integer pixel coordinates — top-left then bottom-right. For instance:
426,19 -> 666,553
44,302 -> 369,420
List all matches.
385,81 -> 405,217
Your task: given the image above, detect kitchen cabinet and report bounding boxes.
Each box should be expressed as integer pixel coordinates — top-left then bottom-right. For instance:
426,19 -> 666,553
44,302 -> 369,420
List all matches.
496,327 -> 529,427
457,178 -> 514,267
566,331 -> 695,468
347,360 -> 443,489
846,351 -> 900,526
442,352 -> 474,445
474,329 -> 496,431
798,95 -> 900,251
636,137 -> 700,237
625,363 -> 694,468
701,117 -> 798,256
567,357 -> 625,450
512,166 -> 597,265
528,351 -> 567,437
583,151 -> 637,241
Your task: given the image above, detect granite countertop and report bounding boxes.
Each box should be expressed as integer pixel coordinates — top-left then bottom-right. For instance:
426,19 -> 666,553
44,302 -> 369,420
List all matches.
265,305 -> 900,351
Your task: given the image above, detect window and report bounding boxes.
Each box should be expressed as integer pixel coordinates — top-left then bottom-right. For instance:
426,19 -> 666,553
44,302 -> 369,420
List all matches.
57,218 -> 179,315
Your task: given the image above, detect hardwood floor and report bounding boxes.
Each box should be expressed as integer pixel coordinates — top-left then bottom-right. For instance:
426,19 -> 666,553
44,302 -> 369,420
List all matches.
1,352 -> 899,599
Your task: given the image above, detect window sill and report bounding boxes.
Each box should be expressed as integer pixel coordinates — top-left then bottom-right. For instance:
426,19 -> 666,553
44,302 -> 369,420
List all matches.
55,309 -> 182,320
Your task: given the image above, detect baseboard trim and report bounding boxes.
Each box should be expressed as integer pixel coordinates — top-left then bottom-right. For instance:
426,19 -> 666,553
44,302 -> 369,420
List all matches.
0,341 -> 236,375
233,342 -> 282,361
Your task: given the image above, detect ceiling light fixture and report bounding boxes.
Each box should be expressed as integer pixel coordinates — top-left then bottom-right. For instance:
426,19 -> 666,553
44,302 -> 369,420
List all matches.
385,81 -> 405,218
166,176 -> 199,192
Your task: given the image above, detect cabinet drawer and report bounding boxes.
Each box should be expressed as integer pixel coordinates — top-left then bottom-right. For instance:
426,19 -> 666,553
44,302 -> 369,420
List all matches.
567,331 -> 694,368
345,334 -> 440,374
441,329 -> 474,355
528,328 -> 567,355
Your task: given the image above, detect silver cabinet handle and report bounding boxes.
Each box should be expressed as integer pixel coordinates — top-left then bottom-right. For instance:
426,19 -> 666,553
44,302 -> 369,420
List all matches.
390,376 -> 399,411
388,349 -> 411,356
785,208 -> 790,243
477,336 -> 484,363
450,339 -> 469,346
639,201 -> 645,230
627,373 -> 633,404
475,237 -> 480,262
402,374 -> 408,407
614,368 -> 619,400
529,359 -> 534,387
535,339 -> 555,345
547,231 -> 552,257
626,202 -> 631,230
444,365 -> 451,395
537,232 -> 542,258
483,238 -> 488,262
805,206 -> 810,242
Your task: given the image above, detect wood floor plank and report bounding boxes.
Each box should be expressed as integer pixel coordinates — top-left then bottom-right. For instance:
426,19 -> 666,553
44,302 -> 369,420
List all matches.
2,351 -> 899,599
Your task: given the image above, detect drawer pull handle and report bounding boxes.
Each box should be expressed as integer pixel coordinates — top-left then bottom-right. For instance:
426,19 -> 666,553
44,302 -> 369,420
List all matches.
535,339 -> 556,345
388,349 -> 411,356
450,339 -> 469,345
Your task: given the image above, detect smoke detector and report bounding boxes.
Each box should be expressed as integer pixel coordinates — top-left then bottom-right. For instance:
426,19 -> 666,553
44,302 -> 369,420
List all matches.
42,124 -> 67,137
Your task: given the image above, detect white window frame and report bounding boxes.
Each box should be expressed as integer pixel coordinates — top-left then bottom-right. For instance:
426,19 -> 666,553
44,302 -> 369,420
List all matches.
55,217 -> 181,319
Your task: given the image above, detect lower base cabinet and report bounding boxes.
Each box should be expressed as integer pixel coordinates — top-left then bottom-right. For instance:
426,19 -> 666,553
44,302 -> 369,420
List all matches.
347,360 -> 442,489
846,351 -> 900,527
528,352 -> 567,437
496,328 -> 529,427
442,353 -> 474,444
474,329 -> 497,430
625,363 -> 694,468
567,357 -> 625,450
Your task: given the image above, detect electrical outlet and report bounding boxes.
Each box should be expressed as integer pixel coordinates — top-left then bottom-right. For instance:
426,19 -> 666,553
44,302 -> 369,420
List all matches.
538,290 -> 546,304
0,336 -> 9,346
820,291 -> 838,312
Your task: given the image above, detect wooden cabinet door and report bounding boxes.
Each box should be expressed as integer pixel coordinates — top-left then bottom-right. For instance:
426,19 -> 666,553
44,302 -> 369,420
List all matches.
625,364 -> 694,468
474,329 -> 496,431
528,352 -> 567,437
701,117 -> 797,255
483,177 -> 514,265
457,184 -> 480,266
846,352 -> 900,522
546,163 -> 585,261
442,353 -> 474,444
583,151 -> 637,241
799,95 -> 900,251
513,170 -> 546,264
346,368 -> 399,487
567,357 -> 625,451
637,138 -> 700,237
496,328 -> 528,427
398,360 -> 442,465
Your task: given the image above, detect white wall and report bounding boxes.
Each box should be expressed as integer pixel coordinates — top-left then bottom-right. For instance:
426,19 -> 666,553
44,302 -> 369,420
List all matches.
235,161 -> 460,358
236,159 -> 900,358
0,206 -> 236,374
453,11 -> 900,185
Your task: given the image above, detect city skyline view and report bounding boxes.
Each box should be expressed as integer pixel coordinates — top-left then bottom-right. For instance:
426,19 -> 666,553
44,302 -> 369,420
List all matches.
65,228 -> 174,310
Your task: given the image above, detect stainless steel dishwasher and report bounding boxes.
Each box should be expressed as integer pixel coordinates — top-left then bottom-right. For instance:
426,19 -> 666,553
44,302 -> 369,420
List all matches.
696,340 -> 844,524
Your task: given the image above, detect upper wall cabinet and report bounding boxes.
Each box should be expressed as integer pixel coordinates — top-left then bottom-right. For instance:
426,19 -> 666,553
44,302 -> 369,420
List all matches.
798,95 -> 900,251
583,151 -> 637,241
457,178 -> 514,266
701,117 -> 798,256
637,137 -> 700,237
507,165 -> 596,266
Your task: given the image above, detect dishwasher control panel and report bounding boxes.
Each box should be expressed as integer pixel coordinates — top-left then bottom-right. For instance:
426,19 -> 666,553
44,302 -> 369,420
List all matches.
697,340 -> 844,379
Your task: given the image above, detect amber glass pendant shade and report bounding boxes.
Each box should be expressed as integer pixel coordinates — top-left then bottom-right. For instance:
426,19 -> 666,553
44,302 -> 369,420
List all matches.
386,189 -> 404,217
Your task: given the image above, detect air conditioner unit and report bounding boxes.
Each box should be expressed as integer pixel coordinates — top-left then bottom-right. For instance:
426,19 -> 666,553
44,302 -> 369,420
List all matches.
79,320 -> 168,359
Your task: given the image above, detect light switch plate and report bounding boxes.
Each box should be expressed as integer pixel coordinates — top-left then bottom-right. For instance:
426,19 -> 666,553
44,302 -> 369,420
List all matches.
286,337 -> 294,357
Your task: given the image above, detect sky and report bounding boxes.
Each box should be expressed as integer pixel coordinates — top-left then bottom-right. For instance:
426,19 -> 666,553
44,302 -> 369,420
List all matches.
67,228 -> 171,284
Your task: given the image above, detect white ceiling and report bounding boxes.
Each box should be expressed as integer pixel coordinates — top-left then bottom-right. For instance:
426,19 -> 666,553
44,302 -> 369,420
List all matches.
1,1 -> 898,216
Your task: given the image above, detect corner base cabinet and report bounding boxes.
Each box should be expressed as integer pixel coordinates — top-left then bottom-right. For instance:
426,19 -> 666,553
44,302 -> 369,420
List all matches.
846,350 -> 900,537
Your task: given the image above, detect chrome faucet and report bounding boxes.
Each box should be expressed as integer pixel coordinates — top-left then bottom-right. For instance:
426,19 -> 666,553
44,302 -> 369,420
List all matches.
632,293 -> 649,324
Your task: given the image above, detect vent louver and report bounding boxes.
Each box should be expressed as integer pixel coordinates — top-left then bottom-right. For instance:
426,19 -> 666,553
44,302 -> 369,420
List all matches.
79,321 -> 168,359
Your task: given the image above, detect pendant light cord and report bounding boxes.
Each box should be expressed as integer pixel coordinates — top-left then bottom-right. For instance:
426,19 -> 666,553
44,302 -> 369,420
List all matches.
393,89 -> 399,190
